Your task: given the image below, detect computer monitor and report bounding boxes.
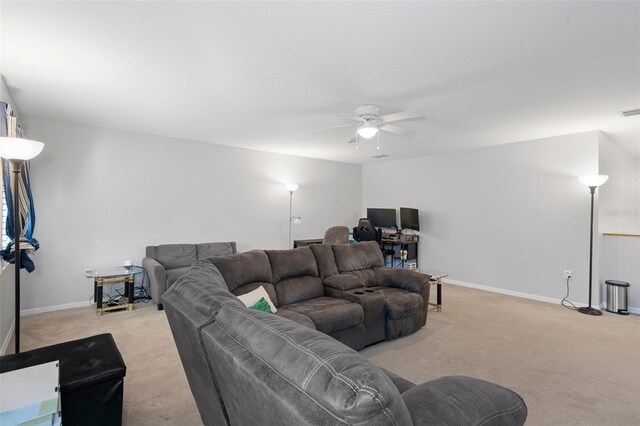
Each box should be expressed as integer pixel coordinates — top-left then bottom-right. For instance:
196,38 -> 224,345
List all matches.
366,208 -> 397,229
400,207 -> 420,231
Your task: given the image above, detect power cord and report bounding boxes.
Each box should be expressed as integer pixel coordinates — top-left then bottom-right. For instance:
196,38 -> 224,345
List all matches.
561,276 -> 578,311
87,266 -> 151,306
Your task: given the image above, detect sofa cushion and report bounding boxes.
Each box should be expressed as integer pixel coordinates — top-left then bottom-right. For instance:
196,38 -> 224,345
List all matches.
332,241 -> 384,273
209,250 -> 272,293
309,244 -> 339,279
197,242 -> 235,259
282,297 -> 364,334
265,247 -> 319,283
402,376 -> 527,426
275,308 -> 316,330
166,267 -> 190,289
155,244 -> 197,269
274,276 -> 325,306
370,287 -> 423,320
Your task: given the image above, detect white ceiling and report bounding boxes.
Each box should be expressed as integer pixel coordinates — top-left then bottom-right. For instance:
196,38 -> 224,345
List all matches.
1,1 -> 639,164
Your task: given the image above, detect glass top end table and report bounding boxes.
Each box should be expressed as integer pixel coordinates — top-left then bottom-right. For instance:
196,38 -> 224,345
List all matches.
419,269 -> 449,312
84,266 -> 144,316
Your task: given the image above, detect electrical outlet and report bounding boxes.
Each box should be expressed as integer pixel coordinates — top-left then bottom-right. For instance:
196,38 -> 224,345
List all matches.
563,270 -> 572,279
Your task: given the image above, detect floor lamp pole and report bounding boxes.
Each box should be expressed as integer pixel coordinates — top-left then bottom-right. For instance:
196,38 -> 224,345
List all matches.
10,159 -> 24,353
0,137 -> 45,353
578,186 -> 602,316
288,191 -> 293,249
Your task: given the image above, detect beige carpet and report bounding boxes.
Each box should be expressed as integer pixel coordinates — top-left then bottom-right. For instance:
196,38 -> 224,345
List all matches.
9,285 -> 640,425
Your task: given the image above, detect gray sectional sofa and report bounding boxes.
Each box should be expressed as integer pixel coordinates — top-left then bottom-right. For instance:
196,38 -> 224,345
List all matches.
162,259 -> 528,426
208,241 -> 429,349
142,242 -> 236,309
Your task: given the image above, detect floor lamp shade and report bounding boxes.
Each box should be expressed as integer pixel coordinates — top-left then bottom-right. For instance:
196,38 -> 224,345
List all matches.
578,175 -> 608,188
0,136 -> 44,354
0,137 -> 45,160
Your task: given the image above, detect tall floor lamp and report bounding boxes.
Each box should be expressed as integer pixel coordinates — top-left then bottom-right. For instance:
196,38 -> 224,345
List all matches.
0,137 -> 45,353
286,184 -> 300,248
577,174 -> 608,316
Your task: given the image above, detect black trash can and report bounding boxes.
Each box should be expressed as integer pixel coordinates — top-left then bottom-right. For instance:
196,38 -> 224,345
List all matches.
605,280 -> 630,315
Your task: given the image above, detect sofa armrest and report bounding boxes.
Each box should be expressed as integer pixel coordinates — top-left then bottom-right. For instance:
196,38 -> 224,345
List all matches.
324,287 -> 386,346
402,376 -> 527,426
142,257 -> 167,303
375,268 -> 429,294
323,274 -> 364,291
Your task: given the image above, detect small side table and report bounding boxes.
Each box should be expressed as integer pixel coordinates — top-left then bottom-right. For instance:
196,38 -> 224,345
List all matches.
421,270 -> 449,312
84,266 -> 144,316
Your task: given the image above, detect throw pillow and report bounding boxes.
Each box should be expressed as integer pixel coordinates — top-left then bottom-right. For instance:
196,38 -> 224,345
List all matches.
248,297 -> 273,314
236,286 -> 278,313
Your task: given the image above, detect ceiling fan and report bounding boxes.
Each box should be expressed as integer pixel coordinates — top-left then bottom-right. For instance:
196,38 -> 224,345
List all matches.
311,104 -> 424,148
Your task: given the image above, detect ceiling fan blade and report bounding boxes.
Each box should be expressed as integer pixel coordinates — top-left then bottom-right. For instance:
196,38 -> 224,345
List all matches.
380,110 -> 424,123
309,123 -> 357,132
379,123 -> 412,137
347,133 -> 358,144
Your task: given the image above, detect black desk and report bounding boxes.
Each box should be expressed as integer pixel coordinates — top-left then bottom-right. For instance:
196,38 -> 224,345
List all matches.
379,237 -> 419,268
293,238 -> 323,248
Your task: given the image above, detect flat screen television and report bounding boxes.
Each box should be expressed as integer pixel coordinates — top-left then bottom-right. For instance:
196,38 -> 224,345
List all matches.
366,208 -> 397,229
400,207 -> 419,231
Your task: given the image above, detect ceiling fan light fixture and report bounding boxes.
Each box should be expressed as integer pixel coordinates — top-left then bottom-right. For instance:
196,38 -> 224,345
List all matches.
357,123 -> 379,139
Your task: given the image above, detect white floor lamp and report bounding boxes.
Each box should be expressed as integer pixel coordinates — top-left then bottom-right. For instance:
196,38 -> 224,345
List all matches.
577,174 -> 608,316
286,184 -> 300,248
0,137 -> 45,353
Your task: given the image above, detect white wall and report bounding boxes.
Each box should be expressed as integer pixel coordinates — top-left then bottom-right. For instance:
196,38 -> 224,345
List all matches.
363,131 -> 601,305
20,117 -> 362,311
598,132 -> 640,312
0,74 -> 19,353
598,132 -> 640,234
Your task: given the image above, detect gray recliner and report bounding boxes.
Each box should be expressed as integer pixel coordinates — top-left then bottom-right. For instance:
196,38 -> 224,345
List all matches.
142,242 -> 236,309
162,260 -> 528,426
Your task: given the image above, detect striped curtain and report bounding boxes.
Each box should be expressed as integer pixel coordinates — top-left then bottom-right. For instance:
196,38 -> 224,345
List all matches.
1,101 -> 39,272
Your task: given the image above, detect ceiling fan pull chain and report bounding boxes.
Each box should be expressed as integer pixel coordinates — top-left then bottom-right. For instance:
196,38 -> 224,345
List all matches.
377,131 -> 380,150
355,133 -> 359,150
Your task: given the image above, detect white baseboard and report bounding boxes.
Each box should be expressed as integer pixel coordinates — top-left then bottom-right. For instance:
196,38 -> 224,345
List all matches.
599,302 -> 640,315
15,281 -> 640,319
1,319 -> 15,355
443,278 -> 639,314
20,300 -> 91,316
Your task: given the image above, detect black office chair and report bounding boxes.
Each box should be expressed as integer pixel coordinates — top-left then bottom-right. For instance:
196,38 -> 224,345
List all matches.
353,218 -> 395,265
353,218 -> 379,242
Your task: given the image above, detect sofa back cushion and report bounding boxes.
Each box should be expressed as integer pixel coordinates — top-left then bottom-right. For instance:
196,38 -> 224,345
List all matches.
265,248 -> 324,306
199,302 -> 413,426
209,250 -> 273,290
196,242 -> 236,259
309,244 -> 339,279
273,276 -> 325,307
333,241 -> 384,273
265,247 -> 318,282
153,244 -> 198,269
